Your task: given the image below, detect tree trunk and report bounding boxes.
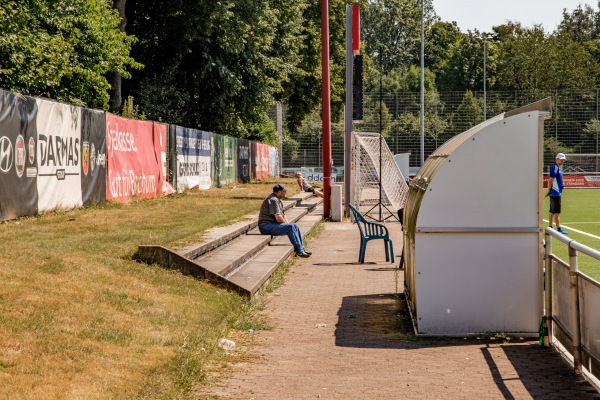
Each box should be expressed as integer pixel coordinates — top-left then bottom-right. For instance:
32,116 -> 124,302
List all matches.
108,0 -> 127,111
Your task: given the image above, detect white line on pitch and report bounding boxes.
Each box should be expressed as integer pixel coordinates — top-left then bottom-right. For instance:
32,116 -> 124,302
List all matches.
543,219 -> 600,240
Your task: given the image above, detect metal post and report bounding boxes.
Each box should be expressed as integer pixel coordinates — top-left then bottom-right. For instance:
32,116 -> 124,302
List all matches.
395,92 -> 398,154
420,0 -> 425,166
321,0 -> 332,218
344,6 -> 353,217
555,90 -> 559,138
544,231 -> 553,345
379,43 -> 383,221
483,39 -> 487,121
569,245 -> 582,373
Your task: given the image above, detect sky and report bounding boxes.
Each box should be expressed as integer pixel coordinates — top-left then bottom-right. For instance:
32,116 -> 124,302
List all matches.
433,0 -> 599,33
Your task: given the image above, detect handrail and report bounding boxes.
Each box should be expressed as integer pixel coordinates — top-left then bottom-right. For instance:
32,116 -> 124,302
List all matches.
544,227 -> 600,379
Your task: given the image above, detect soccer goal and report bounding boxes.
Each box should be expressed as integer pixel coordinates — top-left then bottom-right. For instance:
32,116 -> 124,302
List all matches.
352,132 -> 409,221
560,154 -> 600,188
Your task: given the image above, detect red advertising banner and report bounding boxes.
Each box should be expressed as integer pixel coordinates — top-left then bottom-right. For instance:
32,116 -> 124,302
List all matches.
254,143 -> 270,179
543,175 -> 600,188
106,114 -> 174,202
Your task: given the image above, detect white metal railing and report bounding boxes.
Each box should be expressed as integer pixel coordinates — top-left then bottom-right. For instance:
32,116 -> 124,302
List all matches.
544,227 -> 600,384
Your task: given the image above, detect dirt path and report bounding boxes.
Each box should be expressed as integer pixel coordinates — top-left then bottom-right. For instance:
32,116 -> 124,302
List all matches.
205,222 -> 599,399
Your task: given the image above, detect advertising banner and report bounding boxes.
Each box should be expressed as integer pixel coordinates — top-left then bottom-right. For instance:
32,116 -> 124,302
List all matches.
236,138 -> 251,183
106,114 -> 174,202
175,126 -> 212,192
300,168 -> 338,183
80,109 -> 106,206
36,99 -> 83,213
253,142 -> 270,179
543,175 -> 600,188
269,146 -> 277,177
0,90 -> 38,220
212,134 -> 236,187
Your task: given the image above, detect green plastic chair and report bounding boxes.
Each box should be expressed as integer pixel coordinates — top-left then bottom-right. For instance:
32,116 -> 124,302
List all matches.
349,204 -> 394,264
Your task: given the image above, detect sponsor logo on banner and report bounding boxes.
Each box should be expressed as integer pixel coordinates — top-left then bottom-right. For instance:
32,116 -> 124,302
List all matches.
96,150 -> 105,168
56,169 -> 66,180
15,135 -> 25,177
38,134 -> 80,169
82,141 -> 89,176
107,122 -> 137,157
90,143 -> 96,173
0,136 -> 13,174
28,137 -> 35,164
239,146 -> 249,160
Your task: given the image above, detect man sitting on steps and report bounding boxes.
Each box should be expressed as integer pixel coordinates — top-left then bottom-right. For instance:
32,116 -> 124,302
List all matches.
258,184 -> 311,258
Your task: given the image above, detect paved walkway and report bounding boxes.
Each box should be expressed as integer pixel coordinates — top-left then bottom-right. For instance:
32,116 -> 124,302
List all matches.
208,221 -> 600,399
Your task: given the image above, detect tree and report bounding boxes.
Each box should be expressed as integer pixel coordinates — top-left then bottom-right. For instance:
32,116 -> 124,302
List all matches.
425,21 -> 462,77
361,0 -> 437,72
282,0 -> 348,134
495,24 -> 599,92
125,0 -> 296,142
0,0 -> 139,109
108,0 -> 128,111
450,90 -> 482,133
435,30 -> 496,92
558,3 -> 599,42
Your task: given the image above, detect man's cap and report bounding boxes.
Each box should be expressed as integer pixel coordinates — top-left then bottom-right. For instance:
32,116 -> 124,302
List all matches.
273,184 -> 287,192
556,153 -> 566,160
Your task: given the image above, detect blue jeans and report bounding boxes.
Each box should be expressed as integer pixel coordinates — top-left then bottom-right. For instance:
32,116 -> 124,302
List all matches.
259,222 -> 305,254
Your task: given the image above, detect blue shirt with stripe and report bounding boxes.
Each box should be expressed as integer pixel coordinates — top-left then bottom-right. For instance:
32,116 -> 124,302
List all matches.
549,163 -> 564,197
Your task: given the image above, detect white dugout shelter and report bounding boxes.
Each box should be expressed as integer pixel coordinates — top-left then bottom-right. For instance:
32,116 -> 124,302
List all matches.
403,98 -> 551,335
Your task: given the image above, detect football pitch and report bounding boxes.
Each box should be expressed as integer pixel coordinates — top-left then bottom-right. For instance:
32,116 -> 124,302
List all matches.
543,189 -> 600,281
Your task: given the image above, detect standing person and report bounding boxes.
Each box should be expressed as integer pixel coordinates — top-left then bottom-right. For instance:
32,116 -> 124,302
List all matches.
295,172 -> 324,198
546,153 -> 567,234
258,184 -> 311,257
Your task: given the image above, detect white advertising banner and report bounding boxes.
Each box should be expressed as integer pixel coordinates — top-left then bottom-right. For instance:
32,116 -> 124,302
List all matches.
175,126 -> 211,192
35,99 -> 83,213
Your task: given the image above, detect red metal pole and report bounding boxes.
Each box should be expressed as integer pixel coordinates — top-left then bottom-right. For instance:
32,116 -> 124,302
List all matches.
321,0 -> 332,218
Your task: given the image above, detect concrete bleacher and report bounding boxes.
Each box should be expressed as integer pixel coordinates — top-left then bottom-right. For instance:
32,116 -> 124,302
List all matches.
136,192 -> 323,297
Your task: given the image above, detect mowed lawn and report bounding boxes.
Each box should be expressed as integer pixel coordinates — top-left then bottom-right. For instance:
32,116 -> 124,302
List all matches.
543,188 -> 600,281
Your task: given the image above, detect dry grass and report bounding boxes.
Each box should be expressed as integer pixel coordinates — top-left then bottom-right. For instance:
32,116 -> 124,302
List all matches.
0,178 -> 299,399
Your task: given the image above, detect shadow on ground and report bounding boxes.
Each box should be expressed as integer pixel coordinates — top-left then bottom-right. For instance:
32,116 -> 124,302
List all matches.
334,292 -> 600,399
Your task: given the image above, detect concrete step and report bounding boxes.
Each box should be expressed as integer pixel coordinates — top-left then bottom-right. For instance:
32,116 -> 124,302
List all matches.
225,204 -> 324,297
136,192 -> 323,297
227,245 -> 293,295
193,234 -> 271,276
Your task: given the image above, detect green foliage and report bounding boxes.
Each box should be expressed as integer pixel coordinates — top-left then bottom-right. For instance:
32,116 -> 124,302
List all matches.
120,96 -> 146,120
451,90 -> 482,133
495,24 -> 599,91
543,136 -> 572,165
576,118 -> 600,153
362,0 -> 436,72
364,65 -> 436,93
0,0 -> 140,109
125,0 -> 340,143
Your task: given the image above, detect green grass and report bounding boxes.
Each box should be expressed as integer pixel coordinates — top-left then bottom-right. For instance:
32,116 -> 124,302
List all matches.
543,189 -> 600,281
0,178 -> 304,400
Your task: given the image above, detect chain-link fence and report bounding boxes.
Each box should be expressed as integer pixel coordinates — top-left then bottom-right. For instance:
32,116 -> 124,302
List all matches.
280,89 -> 600,177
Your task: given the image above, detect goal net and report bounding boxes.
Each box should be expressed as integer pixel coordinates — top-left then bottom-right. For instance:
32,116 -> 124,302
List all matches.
559,154 -> 600,188
353,132 -> 409,220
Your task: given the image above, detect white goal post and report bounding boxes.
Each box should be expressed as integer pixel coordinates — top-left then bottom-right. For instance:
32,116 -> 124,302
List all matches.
352,132 -> 409,220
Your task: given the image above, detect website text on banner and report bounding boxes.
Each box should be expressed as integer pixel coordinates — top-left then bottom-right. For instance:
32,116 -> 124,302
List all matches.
543,175 -> 600,188
175,126 -> 211,192
106,114 -> 174,202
